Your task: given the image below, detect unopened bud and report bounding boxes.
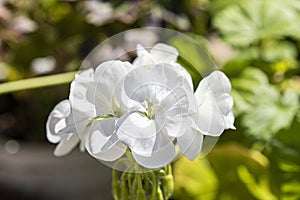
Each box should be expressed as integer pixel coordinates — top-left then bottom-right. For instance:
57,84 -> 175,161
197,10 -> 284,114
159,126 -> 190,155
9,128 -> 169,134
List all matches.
161,174 -> 174,199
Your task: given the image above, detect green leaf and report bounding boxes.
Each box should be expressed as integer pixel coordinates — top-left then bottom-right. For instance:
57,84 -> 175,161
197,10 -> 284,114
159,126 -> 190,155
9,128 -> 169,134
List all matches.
173,157 -> 218,200
242,91 -> 298,140
261,41 -> 298,62
173,143 -> 277,200
213,0 -> 300,47
237,165 -> 277,200
231,68 -> 299,140
209,0 -> 245,14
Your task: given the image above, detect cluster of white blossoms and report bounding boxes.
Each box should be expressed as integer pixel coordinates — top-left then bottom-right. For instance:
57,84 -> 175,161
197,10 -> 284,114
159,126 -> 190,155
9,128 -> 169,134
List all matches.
46,43 -> 235,169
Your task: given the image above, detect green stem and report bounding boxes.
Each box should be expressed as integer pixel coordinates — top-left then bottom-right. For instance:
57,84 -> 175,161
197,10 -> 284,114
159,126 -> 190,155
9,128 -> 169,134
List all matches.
0,71 -> 77,95
149,171 -> 158,200
121,172 -> 130,200
161,164 -> 174,199
112,168 -> 121,200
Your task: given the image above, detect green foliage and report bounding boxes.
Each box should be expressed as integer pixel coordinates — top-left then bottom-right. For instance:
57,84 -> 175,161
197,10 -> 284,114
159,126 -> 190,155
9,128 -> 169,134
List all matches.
173,0 -> 300,199
173,143 -> 277,200
231,68 -> 299,140
213,0 -> 300,47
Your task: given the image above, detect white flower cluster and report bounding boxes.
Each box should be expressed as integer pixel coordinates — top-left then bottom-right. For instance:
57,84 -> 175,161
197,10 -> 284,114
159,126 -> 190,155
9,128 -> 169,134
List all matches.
46,43 -> 235,169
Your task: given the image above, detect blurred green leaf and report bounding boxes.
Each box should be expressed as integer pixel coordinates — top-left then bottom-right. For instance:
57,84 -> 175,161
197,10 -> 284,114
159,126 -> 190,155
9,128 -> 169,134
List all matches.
209,0 -> 244,14
173,143 -> 275,200
261,41 -> 297,62
281,181 -> 300,200
237,165 -> 277,200
275,120 -> 300,155
173,157 -> 218,200
213,0 -> 300,47
208,143 -> 273,200
231,68 -> 299,140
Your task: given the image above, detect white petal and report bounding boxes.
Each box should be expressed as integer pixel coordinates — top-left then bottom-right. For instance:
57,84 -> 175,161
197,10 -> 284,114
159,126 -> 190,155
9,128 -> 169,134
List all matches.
197,71 -> 231,94
136,44 -> 148,57
194,71 -> 235,136
132,133 -> 176,169
69,69 -> 96,135
58,114 -> 77,134
171,63 -> 194,91
199,135 -> 219,158
225,111 -> 236,130
133,44 -> 154,67
156,87 -> 189,137
69,69 -> 95,113
86,82 -> 112,115
93,60 -> 133,115
150,43 -> 179,63
93,141 -> 126,162
196,92 -> 226,136
117,112 -> 156,156
133,56 -> 154,67
123,66 -> 163,102
94,60 -> 133,101
216,93 -> 234,116
123,64 -> 188,104
54,133 -> 80,156
46,100 -> 71,143
85,119 -> 126,161
178,127 -> 203,160
197,71 -> 234,116
87,118 -> 116,154
152,64 -> 183,90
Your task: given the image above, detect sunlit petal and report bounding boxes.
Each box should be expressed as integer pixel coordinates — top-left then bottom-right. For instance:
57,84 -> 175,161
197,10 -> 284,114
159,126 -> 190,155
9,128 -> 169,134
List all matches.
178,127 -> 203,160
132,133 -> 176,168
117,112 -> 156,156
46,100 -> 71,143
150,43 -> 179,63
54,133 -> 80,156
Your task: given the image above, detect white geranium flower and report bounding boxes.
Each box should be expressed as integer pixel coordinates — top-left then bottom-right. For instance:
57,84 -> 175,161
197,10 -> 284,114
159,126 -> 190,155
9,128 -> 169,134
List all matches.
194,71 -> 235,134
116,63 -> 193,168
70,60 -> 133,162
46,99 -> 81,156
178,71 -> 235,160
46,42 -> 235,170
133,43 -> 194,90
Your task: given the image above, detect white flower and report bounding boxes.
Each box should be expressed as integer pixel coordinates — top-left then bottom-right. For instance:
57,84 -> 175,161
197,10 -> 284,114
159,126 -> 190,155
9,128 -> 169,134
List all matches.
46,99 -> 81,156
194,71 -> 235,134
46,42 -> 236,169
116,63 -> 192,168
133,43 -> 194,90
69,60 -> 133,161
178,71 -> 235,160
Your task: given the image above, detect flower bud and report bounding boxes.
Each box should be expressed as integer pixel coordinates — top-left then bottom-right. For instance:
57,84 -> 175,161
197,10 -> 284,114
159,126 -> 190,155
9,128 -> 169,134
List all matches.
161,174 -> 174,199
156,186 -> 164,200
121,172 -> 130,200
136,189 -> 147,200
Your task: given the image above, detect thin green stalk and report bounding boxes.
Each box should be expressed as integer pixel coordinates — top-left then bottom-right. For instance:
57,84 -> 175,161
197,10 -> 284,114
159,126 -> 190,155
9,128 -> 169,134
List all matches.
0,71 -> 77,94
149,171 -> 158,200
121,171 -> 130,200
113,168 -> 121,200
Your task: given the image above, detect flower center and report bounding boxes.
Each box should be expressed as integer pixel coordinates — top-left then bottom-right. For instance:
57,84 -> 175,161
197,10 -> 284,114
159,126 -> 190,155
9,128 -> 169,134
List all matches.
146,101 -> 155,119
139,100 -> 156,120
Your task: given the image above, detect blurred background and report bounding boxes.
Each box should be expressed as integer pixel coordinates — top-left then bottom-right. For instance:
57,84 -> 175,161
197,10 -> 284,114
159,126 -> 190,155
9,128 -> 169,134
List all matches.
0,0 -> 299,199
